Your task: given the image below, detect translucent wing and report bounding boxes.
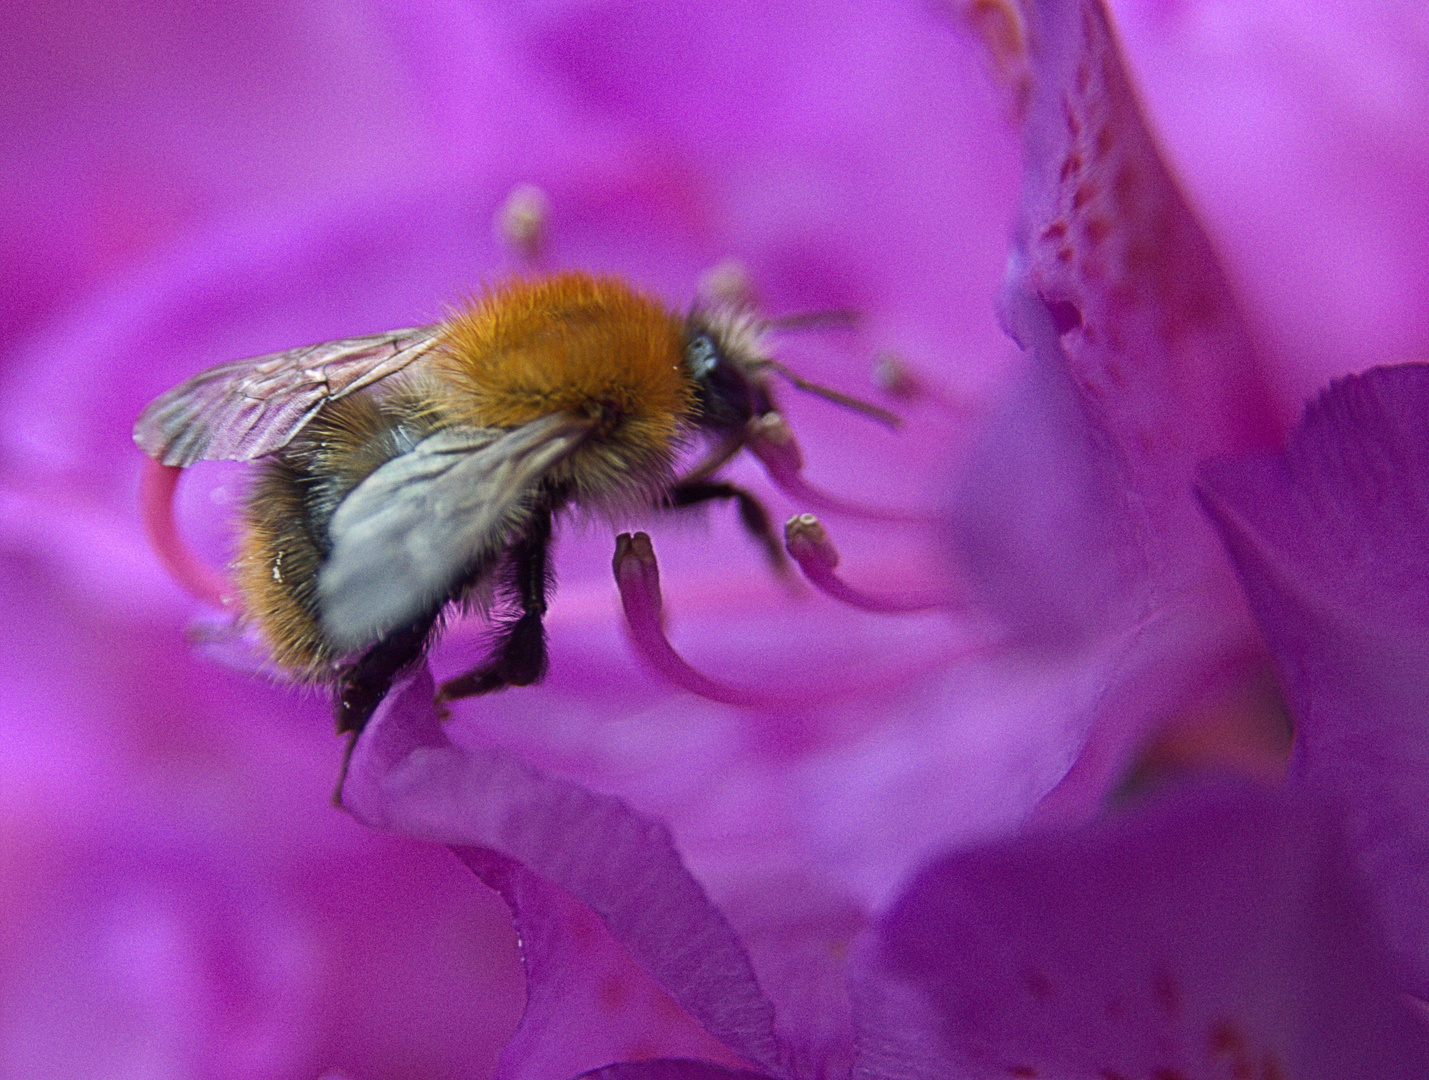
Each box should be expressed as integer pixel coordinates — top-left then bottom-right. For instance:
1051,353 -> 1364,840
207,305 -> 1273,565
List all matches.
317,414 -> 592,649
134,326 -> 442,466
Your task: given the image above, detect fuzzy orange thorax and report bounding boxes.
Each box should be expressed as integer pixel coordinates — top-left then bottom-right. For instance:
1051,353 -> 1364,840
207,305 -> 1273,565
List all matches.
430,273 -> 695,445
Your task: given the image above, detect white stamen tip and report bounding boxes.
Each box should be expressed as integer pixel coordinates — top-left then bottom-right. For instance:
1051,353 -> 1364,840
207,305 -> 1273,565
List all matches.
784,513 -> 840,568
496,183 -> 550,258
697,259 -> 755,308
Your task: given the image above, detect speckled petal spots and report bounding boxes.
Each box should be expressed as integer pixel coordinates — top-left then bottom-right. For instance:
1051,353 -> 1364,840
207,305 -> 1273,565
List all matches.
1010,0 -> 1280,485
1200,363 -> 1429,998
946,0 -> 1285,816
956,0 -> 1282,634
340,665 -> 786,1079
849,782 -> 1429,1080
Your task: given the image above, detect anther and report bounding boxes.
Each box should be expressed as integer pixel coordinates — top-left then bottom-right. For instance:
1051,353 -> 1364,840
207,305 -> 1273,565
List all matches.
496,183 -> 550,260
613,532 -> 795,710
784,514 -> 955,614
872,351 -> 978,418
746,413 -> 938,526
140,459 -> 236,608
697,258 -> 755,309
748,411 -> 803,471
872,351 -> 922,399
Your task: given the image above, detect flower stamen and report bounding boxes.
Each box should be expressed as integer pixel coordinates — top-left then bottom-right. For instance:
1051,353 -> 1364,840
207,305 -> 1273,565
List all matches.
784,514 -> 956,614
140,458 -> 236,608
613,531 -> 796,710
495,183 -> 550,261
872,351 -> 979,419
746,412 -> 937,526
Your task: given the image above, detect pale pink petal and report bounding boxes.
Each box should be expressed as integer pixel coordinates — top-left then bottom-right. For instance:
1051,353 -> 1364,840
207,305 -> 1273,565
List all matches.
958,0 -> 1282,635
1199,363 -> 1429,997
341,666 -> 785,1079
851,781 -> 1429,1080
1106,0 -> 1429,418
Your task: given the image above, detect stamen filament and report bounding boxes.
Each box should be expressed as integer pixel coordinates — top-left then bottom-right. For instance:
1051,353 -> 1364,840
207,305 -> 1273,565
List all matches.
613,532 -> 795,710
747,413 -> 938,526
140,458 -> 236,608
784,514 -> 955,614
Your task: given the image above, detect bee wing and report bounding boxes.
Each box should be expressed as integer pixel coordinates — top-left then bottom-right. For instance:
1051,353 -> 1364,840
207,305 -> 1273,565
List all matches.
317,414 -> 592,650
134,326 -> 443,466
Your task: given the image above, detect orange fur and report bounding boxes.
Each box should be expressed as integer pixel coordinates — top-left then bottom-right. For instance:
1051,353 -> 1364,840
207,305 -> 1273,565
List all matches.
430,273 -> 693,439
236,461 -> 333,673
238,275 -> 702,670
426,272 -> 698,512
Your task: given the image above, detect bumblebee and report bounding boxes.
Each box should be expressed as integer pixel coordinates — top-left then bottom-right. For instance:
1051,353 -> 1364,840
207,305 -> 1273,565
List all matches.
135,272 -> 887,732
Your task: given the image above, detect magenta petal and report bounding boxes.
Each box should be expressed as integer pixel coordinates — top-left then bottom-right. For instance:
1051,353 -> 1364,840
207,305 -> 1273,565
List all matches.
455,850 -> 752,1080
948,289 -> 1141,647
851,781 -> 1429,1080
1012,0 -> 1281,479
341,666 -> 785,1078
948,0 -> 1283,818
576,1063 -> 773,1080
1199,363 -> 1429,997
951,0 -> 1280,641
1106,0 -> 1429,417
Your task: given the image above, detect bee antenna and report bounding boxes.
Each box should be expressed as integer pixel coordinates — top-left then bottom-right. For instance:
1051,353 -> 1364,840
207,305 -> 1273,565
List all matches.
762,309 -> 861,332
763,360 -> 901,430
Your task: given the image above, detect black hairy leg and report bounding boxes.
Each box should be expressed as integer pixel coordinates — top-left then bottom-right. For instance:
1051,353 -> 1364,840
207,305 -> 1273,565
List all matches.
665,479 -> 785,571
335,605 -> 442,734
436,508 -> 554,710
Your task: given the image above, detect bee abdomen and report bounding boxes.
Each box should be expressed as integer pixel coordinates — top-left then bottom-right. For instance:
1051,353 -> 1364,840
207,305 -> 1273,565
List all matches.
236,456 -> 335,674
234,391 -> 434,676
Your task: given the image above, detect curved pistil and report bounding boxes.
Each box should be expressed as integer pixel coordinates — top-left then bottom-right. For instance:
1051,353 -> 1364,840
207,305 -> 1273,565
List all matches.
140,458 -> 236,608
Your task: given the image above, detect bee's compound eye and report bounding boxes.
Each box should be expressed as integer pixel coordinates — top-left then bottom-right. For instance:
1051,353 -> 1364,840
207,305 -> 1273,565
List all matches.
687,335 -> 718,378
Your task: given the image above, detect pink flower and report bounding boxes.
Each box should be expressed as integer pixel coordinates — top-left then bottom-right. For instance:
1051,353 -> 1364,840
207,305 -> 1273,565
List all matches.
847,363 -> 1429,1080
342,0 -> 1429,1074
1104,0 -> 1429,414
0,0 -> 457,364
853,780 -> 1429,1080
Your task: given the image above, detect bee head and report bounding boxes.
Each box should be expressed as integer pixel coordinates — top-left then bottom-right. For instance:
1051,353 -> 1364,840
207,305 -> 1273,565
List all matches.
683,310 -> 774,433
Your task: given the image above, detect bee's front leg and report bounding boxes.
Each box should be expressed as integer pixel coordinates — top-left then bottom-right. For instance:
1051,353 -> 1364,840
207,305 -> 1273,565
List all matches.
663,479 -> 786,572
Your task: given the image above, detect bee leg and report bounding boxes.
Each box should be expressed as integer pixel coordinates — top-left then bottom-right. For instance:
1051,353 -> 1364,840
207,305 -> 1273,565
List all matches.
436,508 -> 553,707
335,605 -> 443,735
665,480 -> 786,571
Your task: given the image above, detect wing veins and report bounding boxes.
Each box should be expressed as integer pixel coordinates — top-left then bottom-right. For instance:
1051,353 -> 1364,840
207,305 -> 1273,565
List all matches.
134,326 -> 441,465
